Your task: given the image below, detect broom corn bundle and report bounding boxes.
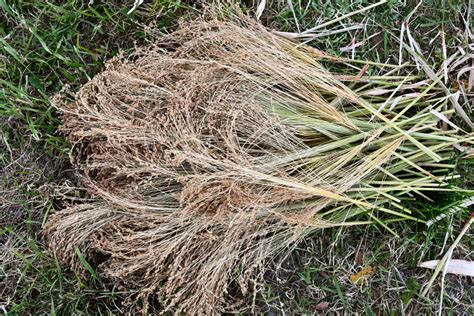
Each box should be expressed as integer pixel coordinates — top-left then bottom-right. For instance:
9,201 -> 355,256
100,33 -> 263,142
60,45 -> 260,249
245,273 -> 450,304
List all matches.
45,12 -> 473,314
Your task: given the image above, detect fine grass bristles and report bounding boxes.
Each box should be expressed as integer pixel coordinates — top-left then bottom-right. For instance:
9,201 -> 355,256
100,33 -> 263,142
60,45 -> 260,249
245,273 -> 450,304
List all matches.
44,12 -> 473,314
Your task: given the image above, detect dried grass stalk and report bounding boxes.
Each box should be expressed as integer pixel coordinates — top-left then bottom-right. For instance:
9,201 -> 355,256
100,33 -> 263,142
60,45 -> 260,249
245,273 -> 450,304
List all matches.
45,12 -> 473,314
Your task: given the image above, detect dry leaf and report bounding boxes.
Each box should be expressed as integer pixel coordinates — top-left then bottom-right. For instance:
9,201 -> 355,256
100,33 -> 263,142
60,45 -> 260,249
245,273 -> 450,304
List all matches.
355,250 -> 364,265
357,64 -> 369,79
419,259 -> 474,277
256,0 -> 266,20
350,266 -> 375,283
315,301 -> 329,311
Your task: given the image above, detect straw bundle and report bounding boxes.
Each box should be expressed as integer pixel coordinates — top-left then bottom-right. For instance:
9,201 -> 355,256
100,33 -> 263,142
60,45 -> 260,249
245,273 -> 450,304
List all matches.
45,13 -> 473,314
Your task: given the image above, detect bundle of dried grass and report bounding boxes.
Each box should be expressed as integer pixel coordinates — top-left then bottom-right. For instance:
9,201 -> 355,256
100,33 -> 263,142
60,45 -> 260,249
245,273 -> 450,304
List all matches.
45,11 -> 473,314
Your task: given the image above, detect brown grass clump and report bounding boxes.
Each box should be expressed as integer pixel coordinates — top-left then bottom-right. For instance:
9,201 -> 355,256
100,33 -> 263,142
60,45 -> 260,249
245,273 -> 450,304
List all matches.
44,11 -> 473,314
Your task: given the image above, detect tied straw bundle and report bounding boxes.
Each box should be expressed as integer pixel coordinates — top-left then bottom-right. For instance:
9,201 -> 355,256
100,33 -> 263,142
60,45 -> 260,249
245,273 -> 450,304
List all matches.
45,9 -> 473,314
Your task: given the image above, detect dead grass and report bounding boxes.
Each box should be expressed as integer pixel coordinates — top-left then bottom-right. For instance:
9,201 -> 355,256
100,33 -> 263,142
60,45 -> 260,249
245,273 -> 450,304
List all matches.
43,8 -> 472,315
